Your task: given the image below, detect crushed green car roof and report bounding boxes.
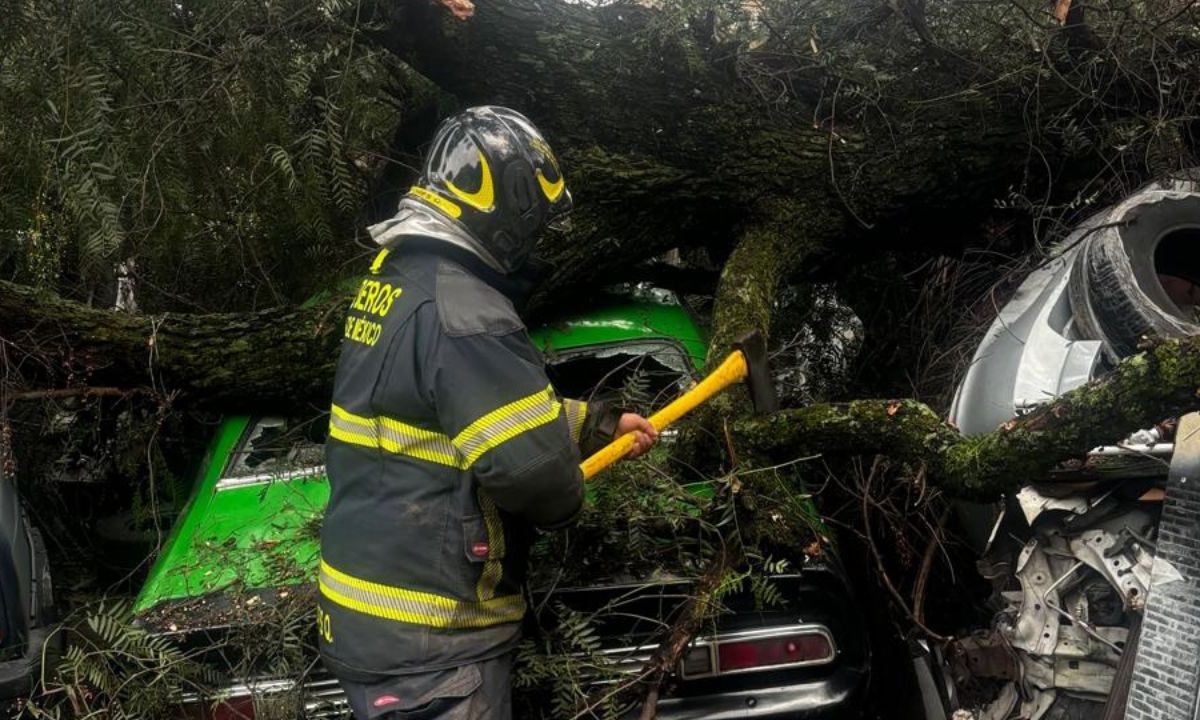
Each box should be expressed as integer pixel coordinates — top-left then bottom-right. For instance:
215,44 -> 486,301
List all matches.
134,293 -> 707,618
531,292 -> 707,370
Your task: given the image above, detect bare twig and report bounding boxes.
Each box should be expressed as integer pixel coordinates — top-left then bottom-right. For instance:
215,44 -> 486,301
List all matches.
637,687 -> 661,720
619,549 -> 731,719
1054,0 -> 1073,25
7,386 -> 139,401
913,506 -> 953,627
438,0 -> 475,20
861,457 -> 951,642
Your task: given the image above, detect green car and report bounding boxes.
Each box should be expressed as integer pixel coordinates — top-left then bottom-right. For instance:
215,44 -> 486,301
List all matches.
133,290 -> 868,719
133,291 -> 705,619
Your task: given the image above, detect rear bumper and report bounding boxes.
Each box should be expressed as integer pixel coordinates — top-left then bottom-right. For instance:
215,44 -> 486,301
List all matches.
648,665 -> 867,720
188,663 -> 868,720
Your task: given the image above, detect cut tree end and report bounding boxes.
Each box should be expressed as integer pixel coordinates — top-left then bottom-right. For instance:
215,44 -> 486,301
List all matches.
438,0 -> 475,20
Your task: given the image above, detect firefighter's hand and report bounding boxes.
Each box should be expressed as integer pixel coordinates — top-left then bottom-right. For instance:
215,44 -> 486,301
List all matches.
616,413 -> 658,459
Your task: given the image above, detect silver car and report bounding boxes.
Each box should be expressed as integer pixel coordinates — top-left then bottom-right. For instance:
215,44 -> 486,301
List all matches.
921,174 -> 1200,720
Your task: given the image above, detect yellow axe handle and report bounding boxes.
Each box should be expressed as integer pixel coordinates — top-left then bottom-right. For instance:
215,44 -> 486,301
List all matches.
580,349 -> 750,480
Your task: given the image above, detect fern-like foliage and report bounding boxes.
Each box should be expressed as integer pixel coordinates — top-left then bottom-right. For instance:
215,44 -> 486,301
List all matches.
515,603 -> 633,720
22,601 -> 220,720
0,0 -> 409,306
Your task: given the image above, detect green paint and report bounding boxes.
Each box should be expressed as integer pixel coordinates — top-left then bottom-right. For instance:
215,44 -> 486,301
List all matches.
528,295 -> 707,369
134,296 -> 709,616
134,416 -> 330,613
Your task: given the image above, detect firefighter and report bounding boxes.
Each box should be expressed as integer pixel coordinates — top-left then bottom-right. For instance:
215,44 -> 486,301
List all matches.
318,106 -> 658,719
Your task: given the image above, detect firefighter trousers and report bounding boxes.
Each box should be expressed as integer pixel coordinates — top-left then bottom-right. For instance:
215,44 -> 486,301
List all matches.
334,653 -> 513,720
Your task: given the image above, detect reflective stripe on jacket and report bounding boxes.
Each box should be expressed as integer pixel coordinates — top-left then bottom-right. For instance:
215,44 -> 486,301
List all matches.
318,243 -> 616,678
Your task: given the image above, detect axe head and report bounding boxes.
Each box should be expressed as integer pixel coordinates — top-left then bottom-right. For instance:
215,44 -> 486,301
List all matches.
733,330 -> 779,414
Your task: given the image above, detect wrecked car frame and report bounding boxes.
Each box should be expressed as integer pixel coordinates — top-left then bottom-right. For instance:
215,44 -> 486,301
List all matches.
927,175 -> 1200,720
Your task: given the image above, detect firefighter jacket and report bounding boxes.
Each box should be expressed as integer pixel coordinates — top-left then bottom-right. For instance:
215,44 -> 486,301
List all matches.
317,240 -> 619,680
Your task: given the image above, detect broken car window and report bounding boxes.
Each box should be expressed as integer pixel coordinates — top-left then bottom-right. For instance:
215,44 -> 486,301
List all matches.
544,342 -> 694,415
222,415 -> 327,481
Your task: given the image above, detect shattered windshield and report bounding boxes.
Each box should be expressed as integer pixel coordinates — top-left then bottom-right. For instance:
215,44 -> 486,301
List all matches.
544,341 -> 695,415
220,415 -> 328,484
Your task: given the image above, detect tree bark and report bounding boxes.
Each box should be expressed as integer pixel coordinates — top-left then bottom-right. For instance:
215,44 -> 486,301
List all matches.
373,0 -> 1041,312
736,334 -> 1200,499
5,277 -> 1199,500
706,202 -> 842,366
0,279 -> 343,413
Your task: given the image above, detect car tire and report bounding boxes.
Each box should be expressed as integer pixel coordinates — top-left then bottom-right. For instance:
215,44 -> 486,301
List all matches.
1067,183 -> 1200,362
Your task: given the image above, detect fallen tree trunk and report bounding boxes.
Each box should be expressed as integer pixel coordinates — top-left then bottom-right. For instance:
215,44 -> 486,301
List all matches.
360,0 -> 1195,416
706,202 -> 844,365
374,0 -> 1046,313
0,279 -> 343,412
6,0 -> 1189,414
5,0 -> 1192,409
370,0 -> 1196,313
737,333 -> 1200,499
6,277 -> 1199,499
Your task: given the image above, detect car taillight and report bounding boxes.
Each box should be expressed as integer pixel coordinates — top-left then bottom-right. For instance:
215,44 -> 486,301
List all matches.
717,632 -> 833,673
678,626 -> 836,679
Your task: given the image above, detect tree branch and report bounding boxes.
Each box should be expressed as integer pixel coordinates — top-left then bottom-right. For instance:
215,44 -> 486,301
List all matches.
617,549 -> 730,719
737,334 -> 1200,499
7,266 -> 1199,501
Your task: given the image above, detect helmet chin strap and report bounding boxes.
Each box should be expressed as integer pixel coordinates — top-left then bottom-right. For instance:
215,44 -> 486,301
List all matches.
367,197 -> 510,274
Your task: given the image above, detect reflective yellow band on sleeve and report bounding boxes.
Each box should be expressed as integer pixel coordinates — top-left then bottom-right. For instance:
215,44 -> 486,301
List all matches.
328,404 -> 462,468
562,399 -> 588,443
329,386 -> 565,470
453,385 -> 562,467
319,560 -> 525,629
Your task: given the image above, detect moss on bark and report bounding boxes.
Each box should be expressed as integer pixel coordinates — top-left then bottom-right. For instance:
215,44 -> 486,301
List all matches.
0,279 -> 344,412
942,337 -> 1200,497
707,201 -> 844,364
735,335 -> 1200,500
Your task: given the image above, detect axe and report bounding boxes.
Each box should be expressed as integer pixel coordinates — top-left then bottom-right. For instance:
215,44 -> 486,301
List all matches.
580,330 -> 779,480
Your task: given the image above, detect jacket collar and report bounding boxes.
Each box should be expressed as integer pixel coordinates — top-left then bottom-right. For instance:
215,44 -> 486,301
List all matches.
389,236 -> 545,311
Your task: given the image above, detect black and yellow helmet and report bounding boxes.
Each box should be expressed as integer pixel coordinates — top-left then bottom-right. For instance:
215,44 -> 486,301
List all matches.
407,106 -> 572,273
